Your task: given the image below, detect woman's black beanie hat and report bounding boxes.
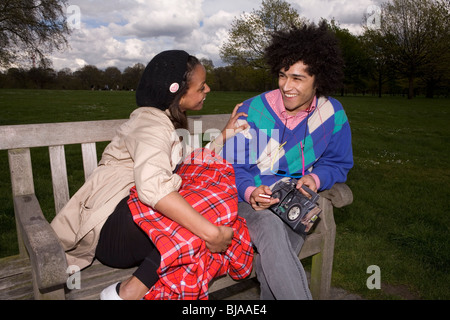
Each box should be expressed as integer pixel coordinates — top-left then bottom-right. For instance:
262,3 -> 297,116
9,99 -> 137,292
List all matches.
136,50 -> 190,111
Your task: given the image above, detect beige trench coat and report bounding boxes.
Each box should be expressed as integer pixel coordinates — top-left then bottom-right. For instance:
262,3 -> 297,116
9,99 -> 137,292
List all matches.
51,107 -> 183,269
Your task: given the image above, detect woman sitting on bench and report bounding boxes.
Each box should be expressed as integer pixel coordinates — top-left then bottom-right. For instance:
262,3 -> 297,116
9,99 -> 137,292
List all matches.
51,50 -> 252,300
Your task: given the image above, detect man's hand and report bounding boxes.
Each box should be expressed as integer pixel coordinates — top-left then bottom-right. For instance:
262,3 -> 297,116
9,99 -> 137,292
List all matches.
249,185 -> 279,211
296,175 -> 317,197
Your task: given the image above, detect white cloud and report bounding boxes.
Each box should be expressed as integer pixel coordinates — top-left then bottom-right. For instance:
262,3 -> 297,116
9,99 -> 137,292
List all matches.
292,0 -> 384,33
194,10 -> 236,63
50,0 -> 376,71
116,0 -> 204,38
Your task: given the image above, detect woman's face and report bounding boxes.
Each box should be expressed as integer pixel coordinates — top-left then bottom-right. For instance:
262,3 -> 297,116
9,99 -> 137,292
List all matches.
179,64 -> 211,112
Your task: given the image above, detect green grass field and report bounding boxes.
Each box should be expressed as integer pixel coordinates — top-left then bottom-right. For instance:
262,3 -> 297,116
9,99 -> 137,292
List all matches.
1,89 -> 449,299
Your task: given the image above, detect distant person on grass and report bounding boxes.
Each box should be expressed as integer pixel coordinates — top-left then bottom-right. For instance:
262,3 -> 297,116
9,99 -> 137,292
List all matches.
51,50 -> 253,300
221,22 -> 354,299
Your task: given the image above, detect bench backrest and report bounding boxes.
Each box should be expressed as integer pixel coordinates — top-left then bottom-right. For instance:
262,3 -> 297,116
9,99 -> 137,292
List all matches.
0,114 -> 229,215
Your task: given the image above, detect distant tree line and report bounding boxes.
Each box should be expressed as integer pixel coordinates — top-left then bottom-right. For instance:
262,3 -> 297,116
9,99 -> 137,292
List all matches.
0,63 -> 146,91
1,37 -> 447,97
0,59 -> 271,92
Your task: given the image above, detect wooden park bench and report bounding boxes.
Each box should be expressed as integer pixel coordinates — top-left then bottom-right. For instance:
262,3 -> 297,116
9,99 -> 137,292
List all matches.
0,114 -> 353,300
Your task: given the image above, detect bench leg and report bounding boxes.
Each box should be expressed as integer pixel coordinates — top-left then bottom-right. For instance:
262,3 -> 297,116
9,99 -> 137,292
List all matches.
310,252 -> 329,299
309,224 -> 336,299
309,196 -> 336,300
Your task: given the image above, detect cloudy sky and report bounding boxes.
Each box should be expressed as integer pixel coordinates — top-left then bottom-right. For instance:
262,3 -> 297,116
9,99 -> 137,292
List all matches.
51,0 -> 383,71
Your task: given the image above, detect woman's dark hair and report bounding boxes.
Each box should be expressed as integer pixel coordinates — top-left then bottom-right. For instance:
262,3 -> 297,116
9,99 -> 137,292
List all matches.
264,21 -> 344,97
168,55 -> 201,130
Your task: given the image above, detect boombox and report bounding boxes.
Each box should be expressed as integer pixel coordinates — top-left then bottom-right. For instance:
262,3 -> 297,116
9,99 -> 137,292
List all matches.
269,179 -> 322,234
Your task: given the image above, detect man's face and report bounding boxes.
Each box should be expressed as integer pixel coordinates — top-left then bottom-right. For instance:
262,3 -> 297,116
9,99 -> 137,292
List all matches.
278,60 -> 317,115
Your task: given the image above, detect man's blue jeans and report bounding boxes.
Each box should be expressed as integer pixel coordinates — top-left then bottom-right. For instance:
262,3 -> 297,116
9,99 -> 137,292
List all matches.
238,202 -> 312,300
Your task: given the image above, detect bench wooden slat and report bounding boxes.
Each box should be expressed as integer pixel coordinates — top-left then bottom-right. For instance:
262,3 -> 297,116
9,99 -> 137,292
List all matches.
81,142 -> 98,181
8,148 -> 34,257
0,120 -> 127,149
0,256 -> 32,300
0,116 -> 230,150
8,148 -> 35,197
66,262 -> 138,300
298,233 -> 322,259
49,145 -> 70,214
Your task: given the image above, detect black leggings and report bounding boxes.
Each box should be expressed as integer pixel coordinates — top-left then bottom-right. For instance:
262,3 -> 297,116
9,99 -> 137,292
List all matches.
95,196 -> 160,289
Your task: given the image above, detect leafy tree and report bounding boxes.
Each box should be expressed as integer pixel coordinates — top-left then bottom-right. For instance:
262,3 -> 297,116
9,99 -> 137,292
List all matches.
74,65 -> 102,90
0,0 -> 70,68
4,67 -> 28,88
363,0 -> 449,99
328,20 -> 372,95
104,67 -> 122,90
220,0 -> 306,68
419,0 -> 450,98
122,63 -> 145,91
56,67 -> 76,89
28,66 -> 56,89
360,29 -> 389,97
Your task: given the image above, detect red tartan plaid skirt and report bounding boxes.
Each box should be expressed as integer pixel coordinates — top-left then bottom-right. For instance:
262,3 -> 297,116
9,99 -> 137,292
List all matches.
128,148 -> 253,300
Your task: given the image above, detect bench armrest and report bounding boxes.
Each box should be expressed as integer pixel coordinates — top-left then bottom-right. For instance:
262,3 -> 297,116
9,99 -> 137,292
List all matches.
14,194 -> 68,293
319,183 -> 353,208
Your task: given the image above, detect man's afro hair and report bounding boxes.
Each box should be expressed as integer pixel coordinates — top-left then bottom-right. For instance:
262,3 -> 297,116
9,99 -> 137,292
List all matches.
265,21 -> 344,97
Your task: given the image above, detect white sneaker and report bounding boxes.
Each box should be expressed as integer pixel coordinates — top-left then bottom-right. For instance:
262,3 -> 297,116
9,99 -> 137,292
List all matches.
100,282 -> 123,300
